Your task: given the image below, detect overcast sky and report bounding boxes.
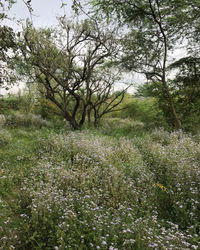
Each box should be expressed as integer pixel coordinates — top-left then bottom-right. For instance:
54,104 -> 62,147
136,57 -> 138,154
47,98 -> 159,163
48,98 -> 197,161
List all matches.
6,0 -> 74,28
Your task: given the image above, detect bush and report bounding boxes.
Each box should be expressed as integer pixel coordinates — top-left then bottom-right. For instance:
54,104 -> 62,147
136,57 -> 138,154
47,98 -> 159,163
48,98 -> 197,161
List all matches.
6,112 -> 51,128
98,117 -> 146,137
34,97 -> 62,119
116,98 -> 167,128
0,129 -> 11,146
0,95 -> 21,114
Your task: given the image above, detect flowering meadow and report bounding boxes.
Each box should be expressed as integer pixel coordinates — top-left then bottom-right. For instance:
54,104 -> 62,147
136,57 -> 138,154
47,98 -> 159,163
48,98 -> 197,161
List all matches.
0,118 -> 199,249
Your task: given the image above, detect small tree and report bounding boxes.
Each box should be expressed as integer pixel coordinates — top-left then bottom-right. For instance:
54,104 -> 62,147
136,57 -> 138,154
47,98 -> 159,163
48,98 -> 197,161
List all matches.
15,19 -> 127,129
135,56 -> 200,130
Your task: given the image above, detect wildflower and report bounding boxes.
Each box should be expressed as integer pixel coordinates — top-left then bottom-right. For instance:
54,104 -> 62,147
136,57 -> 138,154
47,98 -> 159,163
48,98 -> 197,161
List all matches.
191,245 -> 198,249
157,183 -> 167,191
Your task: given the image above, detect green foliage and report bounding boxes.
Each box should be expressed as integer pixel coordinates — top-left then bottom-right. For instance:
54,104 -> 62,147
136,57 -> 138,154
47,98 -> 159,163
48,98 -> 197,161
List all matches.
108,93 -> 167,129
120,98 -> 167,127
0,114 -> 6,127
134,64 -> 200,133
135,82 -> 176,128
135,129 -> 200,232
0,94 -> 22,114
98,117 -> 145,137
0,0 -> 199,248
180,99 -> 200,133
0,0 -> 33,88
89,0 -> 198,130
34,97 -> 62,119
0,0 -> 18,89
168,56 -> 200,132
0,91 -> 37,115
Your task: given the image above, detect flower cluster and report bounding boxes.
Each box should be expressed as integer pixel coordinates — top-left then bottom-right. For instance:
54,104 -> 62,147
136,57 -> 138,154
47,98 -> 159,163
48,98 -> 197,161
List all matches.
0,128 -> 199,249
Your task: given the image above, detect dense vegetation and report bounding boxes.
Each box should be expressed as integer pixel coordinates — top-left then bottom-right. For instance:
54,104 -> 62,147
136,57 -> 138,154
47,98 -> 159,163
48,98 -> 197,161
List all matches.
0,0 -> 200,249
0,98 -> 199,249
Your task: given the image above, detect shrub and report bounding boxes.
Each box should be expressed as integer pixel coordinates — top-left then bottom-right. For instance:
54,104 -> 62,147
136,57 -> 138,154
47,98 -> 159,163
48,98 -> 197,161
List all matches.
0,95 -> 21,114
99,117 -> 145,137
6,112 -> 51,128
116,98 -> 167,128
34,97 -> 62,119
0,129 -> 11,146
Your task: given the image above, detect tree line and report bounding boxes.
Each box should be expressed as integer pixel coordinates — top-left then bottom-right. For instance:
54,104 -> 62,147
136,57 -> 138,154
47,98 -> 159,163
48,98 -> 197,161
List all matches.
0,0 -> 200,130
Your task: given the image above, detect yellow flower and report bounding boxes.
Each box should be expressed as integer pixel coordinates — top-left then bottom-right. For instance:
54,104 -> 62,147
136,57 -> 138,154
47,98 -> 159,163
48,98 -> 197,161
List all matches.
152,183 -> 167,191
157,183 -> 167,191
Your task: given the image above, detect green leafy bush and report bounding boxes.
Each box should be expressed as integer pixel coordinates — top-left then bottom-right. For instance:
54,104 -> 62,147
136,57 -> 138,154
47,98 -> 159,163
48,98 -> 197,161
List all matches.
116,98 -> 167,128
98,117 -> 145,137
34,97 -> 62,119
0,95 -> 22,114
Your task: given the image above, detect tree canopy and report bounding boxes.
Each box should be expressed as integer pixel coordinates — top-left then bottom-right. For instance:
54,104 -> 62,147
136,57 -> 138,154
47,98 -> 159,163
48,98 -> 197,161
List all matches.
14,19 -> 127,129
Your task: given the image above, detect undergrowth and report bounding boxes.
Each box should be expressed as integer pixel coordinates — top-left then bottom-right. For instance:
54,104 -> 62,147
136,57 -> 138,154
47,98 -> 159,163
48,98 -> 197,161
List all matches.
0,119 -> 199,249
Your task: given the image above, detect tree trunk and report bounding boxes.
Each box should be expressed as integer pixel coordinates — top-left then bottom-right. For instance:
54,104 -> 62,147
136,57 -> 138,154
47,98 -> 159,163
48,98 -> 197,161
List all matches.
163,81 -> 182,129
148,0 -> 182,130
65,115 -> 80,130
87,107 -> 91,126
94,119 -> 99,127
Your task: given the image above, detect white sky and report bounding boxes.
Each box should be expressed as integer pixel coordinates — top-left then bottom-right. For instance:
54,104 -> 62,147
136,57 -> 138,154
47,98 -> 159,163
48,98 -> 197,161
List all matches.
7,0 -> 73,28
